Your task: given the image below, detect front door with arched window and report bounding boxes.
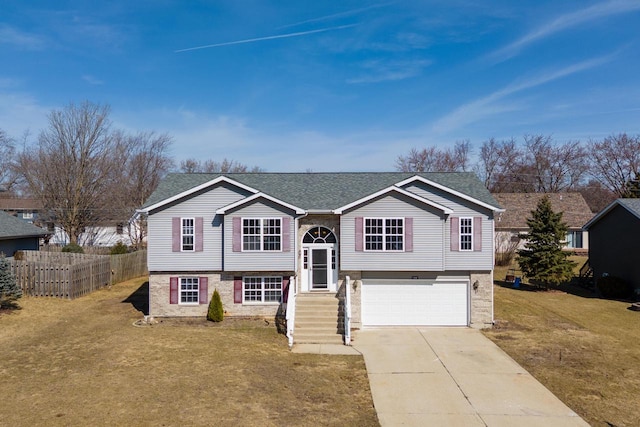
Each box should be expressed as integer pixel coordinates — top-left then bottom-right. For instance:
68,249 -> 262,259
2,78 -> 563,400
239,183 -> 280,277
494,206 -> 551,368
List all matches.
301,226 -> 338,292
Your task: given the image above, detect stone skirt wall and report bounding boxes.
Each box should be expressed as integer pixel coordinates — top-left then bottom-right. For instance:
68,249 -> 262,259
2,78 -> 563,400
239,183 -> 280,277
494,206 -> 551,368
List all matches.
149,272 -> 288,318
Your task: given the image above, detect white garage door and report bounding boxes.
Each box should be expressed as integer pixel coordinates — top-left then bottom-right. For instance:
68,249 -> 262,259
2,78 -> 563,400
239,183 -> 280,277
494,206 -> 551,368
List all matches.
361,280 -> 468,326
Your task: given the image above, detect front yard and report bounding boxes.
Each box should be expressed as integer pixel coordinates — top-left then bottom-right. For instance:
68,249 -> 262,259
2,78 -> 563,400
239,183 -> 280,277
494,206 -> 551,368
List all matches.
484,275 -> 640,427
0,278 -> 378,426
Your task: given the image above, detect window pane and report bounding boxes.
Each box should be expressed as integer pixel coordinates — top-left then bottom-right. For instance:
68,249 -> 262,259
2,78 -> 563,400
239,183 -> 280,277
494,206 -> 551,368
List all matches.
262,219 -> 281,251
460,218 -> 473,250
182,218 -> 195,251
180,277 -> 199,303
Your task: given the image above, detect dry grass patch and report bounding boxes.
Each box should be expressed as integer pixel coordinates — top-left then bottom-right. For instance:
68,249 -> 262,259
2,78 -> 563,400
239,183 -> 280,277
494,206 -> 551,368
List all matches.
485,281 -> 640,427
0,278 -> 378,426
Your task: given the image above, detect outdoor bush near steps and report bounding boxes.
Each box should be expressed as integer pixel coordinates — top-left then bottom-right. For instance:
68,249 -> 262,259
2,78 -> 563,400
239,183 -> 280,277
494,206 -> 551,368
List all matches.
597,275 -> 633,299
207,289 -> 224,322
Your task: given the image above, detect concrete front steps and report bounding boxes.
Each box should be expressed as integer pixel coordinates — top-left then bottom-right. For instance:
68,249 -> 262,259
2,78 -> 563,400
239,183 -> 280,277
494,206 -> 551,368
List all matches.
294,293 -> 344,345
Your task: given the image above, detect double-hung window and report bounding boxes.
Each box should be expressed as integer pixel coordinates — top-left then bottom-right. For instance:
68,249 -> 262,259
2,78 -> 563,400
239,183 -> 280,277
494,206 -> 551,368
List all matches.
365,218 -> 403,251
180,277 -> 199,304
243,276 -> 282,303
181,218 -> 195,251
459,217 -> 473,251
242,218 -> 281,251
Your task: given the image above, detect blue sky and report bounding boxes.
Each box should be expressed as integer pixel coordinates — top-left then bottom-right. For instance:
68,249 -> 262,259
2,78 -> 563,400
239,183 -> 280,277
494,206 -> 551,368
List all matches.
1,0 -> 640,172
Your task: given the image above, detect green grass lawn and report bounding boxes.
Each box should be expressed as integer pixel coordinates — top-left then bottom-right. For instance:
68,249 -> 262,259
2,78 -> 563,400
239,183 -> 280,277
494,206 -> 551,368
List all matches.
486,257 -> 640,427
0,278 -> 378,427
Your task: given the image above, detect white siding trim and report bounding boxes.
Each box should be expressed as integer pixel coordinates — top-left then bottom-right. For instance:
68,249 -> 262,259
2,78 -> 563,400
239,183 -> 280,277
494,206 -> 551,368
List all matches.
334,185 -> 453,214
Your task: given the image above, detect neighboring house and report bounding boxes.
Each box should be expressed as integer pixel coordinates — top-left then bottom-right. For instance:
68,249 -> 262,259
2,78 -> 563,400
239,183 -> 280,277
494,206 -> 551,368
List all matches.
0,210 -> 49,256
141,172 -> 503,338
48,221 -> 135,247
493,193 -> 593,254
0,196 -> 43,225
583,199 -> 640,292
0,195 -> 134,248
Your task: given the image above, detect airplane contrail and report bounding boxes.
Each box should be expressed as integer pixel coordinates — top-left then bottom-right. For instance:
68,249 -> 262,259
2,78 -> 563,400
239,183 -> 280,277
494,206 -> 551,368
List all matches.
175,24 -> 357,53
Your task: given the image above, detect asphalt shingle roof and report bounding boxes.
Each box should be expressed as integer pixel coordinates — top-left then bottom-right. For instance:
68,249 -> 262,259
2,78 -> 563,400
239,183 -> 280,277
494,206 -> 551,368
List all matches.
0,211 -> 48,240
143,172 -> 500,212
617,198 -> 640,217
492,193 -> 594,229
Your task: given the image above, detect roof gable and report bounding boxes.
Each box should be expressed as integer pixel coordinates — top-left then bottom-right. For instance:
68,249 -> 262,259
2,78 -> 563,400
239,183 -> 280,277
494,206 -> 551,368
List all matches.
216,192 -> 305,215
493,193 -> 594,229
334,186 -> 454,214
584,198 -> 640,229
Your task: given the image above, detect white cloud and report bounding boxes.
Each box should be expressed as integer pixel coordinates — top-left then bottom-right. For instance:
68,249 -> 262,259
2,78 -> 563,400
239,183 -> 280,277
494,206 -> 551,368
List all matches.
0,24 -> 45,50
489,0 -> 640,62
347,59 -> 432,84
81,75 -> 104,85
432,54 -> 615,133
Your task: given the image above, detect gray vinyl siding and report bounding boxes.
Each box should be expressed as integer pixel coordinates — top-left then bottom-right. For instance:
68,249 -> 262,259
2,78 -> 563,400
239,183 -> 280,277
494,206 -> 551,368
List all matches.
223,200 -> 296,271
589,205 -> 640,289
341,193 -> 445,271
147,183 -> 248,272
403,182 -> 495,270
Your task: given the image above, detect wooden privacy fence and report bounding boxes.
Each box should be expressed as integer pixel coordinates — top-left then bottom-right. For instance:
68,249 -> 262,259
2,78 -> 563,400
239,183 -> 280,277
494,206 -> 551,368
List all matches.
10,250 -> 148,299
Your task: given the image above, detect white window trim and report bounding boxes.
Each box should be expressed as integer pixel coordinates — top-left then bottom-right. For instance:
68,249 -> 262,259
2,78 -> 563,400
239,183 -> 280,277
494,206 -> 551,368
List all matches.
241,217 -> 282,252
363,217 -> 404,252
242,276 -> 283,305
23,212 -> 34,219
459,217 -> 473,251
179,276 -> 199,305
181,217 -> 195,252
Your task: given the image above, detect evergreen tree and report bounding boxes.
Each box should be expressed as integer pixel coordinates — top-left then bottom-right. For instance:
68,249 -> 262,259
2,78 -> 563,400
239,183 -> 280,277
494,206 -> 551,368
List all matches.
0,256 -> 22,308
207,289 -> 224,322
517,195 -> 576,289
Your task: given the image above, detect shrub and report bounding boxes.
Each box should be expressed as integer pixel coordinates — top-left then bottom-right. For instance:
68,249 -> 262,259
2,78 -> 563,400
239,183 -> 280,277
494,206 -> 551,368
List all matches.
110,242 -> 129,255
62,243 -> 84,253
597,275 -> 633,299
207,289 -> 224,322
0,256 -> 22,308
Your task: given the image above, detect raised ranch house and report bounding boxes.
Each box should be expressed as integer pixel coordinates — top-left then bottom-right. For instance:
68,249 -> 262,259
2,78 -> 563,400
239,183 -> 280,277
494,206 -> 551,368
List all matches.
493,193 -> 593,255
584,198 -> 640,294
140,173 -> 503,345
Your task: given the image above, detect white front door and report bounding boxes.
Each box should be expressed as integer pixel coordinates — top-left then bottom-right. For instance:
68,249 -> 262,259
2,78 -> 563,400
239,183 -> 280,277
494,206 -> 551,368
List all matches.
302,244 -> 337,292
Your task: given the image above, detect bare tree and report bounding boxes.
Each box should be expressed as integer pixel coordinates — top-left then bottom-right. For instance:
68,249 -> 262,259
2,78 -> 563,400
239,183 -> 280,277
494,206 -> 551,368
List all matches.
577,179 -> 616,213
477,137 -> 522,192
0,129 -> 19,194
590,133 -> 640,197
396,141 -> 471,172
122,132 -> 174,248
522,135 -> 588,193
17,102 -> 123,244
179,158 -> 263,173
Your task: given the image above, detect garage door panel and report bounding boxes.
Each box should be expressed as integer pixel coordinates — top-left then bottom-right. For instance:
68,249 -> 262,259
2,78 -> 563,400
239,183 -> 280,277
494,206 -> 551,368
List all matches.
362,282 -> 468,326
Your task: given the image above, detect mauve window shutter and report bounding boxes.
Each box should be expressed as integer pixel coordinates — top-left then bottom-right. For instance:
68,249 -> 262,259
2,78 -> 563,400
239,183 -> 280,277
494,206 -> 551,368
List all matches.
282,276 -> 290,303
232,217 -> 241,252
172,218 -> 180,252
234,276 -> 242,303
282,217 -> 291,252
473,217 -> 482,251
355,217 -> 363,251
199,277 -> 208,304
450,217 -> 459,252
169,277 -> 179,304
195,217 -> 204,252
405,217 -> 413,252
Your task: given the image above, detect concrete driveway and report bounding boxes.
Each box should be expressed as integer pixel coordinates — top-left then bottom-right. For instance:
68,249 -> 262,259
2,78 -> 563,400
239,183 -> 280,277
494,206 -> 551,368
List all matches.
352,328 -> 589,427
